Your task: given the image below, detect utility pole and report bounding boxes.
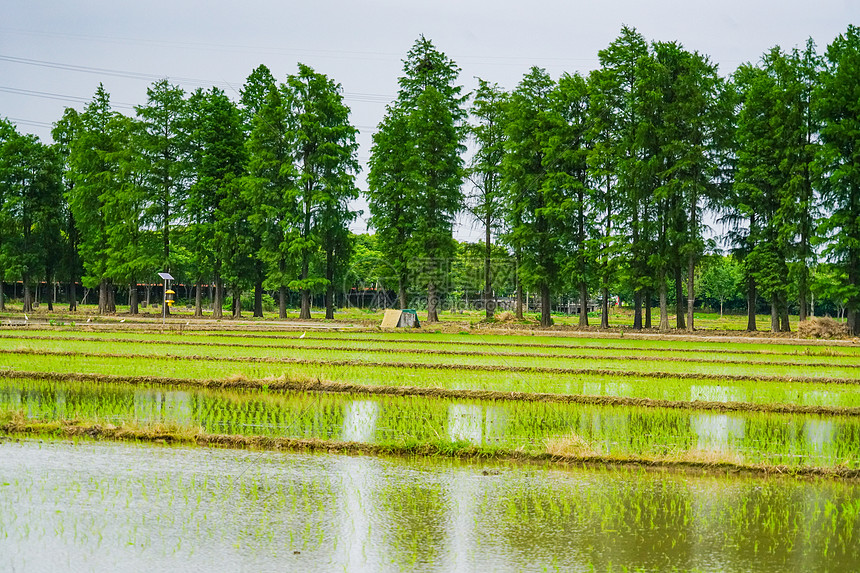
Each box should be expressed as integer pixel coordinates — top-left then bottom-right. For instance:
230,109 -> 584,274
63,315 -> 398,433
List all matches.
158,272 -> 174,327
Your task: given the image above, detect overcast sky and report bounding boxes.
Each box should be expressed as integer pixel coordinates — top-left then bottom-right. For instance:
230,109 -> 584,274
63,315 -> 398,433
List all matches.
1,0 -> 857,238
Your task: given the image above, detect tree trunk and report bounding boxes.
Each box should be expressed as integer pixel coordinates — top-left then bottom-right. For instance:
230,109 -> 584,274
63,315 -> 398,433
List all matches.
644,289 -> 652,329
515,252 -> 524,320
68,280 -> 76,312
129,282 -> 139,315
746,275 -> 757,331
798,265 -> 808,323
770,294 -> 779,333
540,284 -> 552,327
633,290 -> 643,330
300,289 -> 311,319
686,252 -> 695,332
578,281 -> 588,327
23,276 -> 32,314
194,281 -> 203,317
779,292 -> 791,332
47,280 -> 54,312
279,286 -> 287,319
398,279 -> 407,311
325,284 -> 335,320
108,283 -> 116,314
253,280 -> 263,318
0,278 -> 5,311
212,275 -> 223,319
600,287 -> 610,329
427,282 -> 439,323
98,279 -> 108,315
325,248 -> 335,320
674,266 -> 685,330
515,282 -> 524,320
484,217 -> 494,320
233,286 -> 242,319
849,250 -> 859,335
659,272 -> 669,331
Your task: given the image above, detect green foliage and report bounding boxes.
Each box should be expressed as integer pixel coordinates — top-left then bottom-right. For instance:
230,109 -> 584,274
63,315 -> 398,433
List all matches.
368,36 -> 466,318
816,25 -> 860,333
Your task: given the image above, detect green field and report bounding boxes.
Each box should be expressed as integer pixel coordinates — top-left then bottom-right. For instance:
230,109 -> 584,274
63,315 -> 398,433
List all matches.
2,320 -> 860,570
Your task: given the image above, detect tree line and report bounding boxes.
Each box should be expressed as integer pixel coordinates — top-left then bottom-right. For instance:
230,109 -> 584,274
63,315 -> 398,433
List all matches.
1,26 -> 860,331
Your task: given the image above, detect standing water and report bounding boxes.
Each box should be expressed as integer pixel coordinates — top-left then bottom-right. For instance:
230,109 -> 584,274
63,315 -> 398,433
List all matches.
0,438 -> 858,572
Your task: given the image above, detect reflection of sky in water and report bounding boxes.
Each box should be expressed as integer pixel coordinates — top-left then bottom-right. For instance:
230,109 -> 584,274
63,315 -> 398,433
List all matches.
134,389 -> 193,425
691,413 -> 745,452
341,400 -> 379,443
448,404 -> 483,444
446,404 -> 507,445
3,440 -> 860,572
803,390 -> 837,407
581,382 -> 632,397
690,385 -> 747,403
803,419 -> 836,455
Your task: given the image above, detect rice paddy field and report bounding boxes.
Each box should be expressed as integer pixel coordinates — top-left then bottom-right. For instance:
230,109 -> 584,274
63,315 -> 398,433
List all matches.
1,320 -> 859,571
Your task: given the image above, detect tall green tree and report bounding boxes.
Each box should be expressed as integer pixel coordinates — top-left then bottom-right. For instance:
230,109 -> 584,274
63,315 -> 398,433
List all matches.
595,26 -> 651,329
186,87 -> 247,317
283,63 -> 359,319
136,79 -> 189,313
0,130 -> 63,312
367,106 -> 414,309
68,85 -> 126,314
503,66 -> 559,327
0,118 -> 17,311
780,41 -> 821,322
369,36 -> 466,322
102,114 -> 153,315
653,43 -> 724,331
239,66 -> 277,317
466,79 -> 508,319
733,45 -> 818,333
542,72 -> 594,326
246,83 -> 296,319
51,108 -> 83,311
816,25 -> 860,334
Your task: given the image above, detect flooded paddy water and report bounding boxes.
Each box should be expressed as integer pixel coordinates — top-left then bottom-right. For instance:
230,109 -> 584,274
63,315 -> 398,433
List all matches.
1,438 -> 858,572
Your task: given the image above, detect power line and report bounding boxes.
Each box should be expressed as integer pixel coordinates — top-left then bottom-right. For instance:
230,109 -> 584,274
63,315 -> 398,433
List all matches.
6,117 -> 53,128
0,53 -> 394,105
0,86 -> 135,110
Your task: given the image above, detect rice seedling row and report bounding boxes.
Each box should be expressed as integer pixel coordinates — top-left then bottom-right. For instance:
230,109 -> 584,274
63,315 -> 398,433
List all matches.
8,326 -> 860,355
2,377 -> 859,471
4,332 -> 859,368
3,342 -> 859,382
2,369 -> 860,419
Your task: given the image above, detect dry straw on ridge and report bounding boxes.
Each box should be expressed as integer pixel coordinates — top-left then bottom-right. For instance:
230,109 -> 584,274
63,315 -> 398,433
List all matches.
797,316 -> 850,339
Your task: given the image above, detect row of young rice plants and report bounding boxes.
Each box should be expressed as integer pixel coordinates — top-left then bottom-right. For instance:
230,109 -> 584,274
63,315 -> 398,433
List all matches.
8,326 -> 860,356
2,377 -> 859,469
4,331 -> 860,367
2,336 -> 859,380
2,351 -> 860,410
